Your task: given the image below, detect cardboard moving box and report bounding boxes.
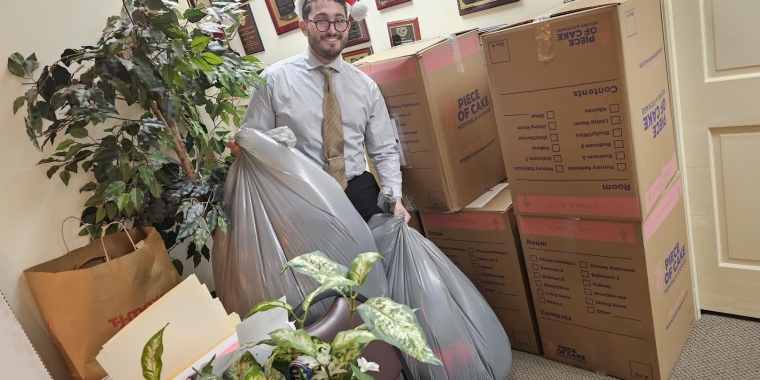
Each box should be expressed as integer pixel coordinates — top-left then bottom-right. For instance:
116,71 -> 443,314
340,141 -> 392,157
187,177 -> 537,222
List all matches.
356,30 -> 506,212
420,184 -> 541,354
517,174 -> 694,380
482,0 -> 677,220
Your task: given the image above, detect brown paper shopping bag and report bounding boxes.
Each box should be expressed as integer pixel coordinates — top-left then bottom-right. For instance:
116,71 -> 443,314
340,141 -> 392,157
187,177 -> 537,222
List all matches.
24,220 -> 181,380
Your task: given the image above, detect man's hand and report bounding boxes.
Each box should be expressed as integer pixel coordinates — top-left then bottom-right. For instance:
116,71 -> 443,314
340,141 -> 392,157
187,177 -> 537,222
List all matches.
228,139 -> 241,157
394,196 -> 411,224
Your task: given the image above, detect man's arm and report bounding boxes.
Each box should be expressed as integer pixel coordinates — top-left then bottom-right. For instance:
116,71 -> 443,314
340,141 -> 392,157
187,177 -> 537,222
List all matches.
240,72 -> 275,132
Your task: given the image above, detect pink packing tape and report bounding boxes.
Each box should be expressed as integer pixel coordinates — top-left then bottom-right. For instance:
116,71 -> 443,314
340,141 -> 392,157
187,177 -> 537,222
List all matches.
643,177 -> 683,241
421,33 -> 480,75
359,59 -> 417,84
421,212 -> 507,231
645,153 -> 678,214
515,194 -> 640,219
518,216 -> 637,243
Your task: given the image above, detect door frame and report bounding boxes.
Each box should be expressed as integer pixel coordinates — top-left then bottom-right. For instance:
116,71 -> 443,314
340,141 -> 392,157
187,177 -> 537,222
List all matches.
661,0 -> 702,320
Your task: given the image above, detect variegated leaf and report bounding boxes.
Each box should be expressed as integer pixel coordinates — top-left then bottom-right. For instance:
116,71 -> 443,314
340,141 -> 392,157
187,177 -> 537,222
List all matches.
348,253 -> 383,286
226,352 -> 259,380
246,299 -> 293,319
280,251 -> 348,284
332,325 -> 377,352
141,324 -> 168,380
356,298 -> 441,365
242,365 -> 266,380
269,329 -> 317,357
263,347 -> 290,379
302,274 -> 358,314
350,363 -> 375,380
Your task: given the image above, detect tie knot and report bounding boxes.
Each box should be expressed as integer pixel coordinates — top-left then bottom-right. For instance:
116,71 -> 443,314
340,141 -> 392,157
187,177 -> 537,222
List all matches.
317,66 -> 334,79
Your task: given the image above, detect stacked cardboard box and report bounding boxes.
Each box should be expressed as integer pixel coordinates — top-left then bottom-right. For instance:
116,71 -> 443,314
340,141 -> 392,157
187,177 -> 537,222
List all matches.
481,0 -> 695,379
420,184 -> 542,354
355,30 -> 506,212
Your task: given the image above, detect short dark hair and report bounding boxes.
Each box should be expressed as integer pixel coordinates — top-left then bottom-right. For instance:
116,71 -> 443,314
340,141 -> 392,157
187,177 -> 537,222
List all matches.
302,0 -> 348,19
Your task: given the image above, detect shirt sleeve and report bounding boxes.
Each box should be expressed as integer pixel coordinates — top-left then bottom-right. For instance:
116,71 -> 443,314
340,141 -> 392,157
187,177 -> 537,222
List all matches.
365,83 -> 403,198
240,71 -> 275,132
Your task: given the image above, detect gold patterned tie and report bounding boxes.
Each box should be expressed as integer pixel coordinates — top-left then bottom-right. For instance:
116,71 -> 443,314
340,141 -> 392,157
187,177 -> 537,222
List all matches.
317,66 -> 348,189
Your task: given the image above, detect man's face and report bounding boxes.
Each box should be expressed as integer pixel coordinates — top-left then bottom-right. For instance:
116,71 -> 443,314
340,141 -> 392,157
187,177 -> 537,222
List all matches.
301,1 -> 349,61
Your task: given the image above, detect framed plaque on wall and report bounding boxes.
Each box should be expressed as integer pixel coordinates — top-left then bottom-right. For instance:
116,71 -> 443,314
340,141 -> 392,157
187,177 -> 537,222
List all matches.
457,0 -> 520,16
343,47 -> 374,64
239,5 -> 265,54
265,0 -> 300,35
376,0 -> 412,10
387,18 -> 421,47
346,18 -> 371,48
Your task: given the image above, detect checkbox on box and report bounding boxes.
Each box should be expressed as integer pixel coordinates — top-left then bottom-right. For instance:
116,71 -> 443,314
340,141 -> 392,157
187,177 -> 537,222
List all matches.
583,279 -> 591,286
550,134 -> 559,141
535,280 -> 543,287
580,261 -> 588,268
472,263 -> 479,270
532,264 -> 540,270
531,255 -> 538,262
611,116 -> 622,125
582,270 -> 589,277
468,247 -> 474,253
587,306 -> 595,313
616,151 -> 626,160
586,298 -> 594,305
475,271 -> 481,276
613,128 -> 623,137
533,272 -> 541,278
552,144 -> 561,152
548,122 -> 557,130
471,255 -> 477,261
617,163 -> 628,171
555,165 -> 564,173
554,155 -> 562,162
584,288 -> 593,295
539,297 -> 546,304
610,104 -> 620,113
537,289 -> 544,295
476,279 -> 483,285
614,140 -> 624,148
547,111 -> 555,119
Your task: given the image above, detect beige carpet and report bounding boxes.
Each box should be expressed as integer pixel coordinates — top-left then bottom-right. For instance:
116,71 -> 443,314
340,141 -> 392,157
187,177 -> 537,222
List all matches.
507,313 -> 760,379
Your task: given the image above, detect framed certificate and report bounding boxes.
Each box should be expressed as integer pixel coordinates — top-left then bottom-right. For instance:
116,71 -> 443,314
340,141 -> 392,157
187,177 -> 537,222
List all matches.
458,0 -> 520,16
376,0 -> 412,10
345,18 -> 371,48
239,5 -> 265,54
387,18 -> 421,47
265,0 -> 300,35
343,47 -> 374,64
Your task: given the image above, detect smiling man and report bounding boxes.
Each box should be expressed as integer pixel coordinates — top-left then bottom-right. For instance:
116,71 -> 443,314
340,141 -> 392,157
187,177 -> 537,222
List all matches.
230,0 -> 410,223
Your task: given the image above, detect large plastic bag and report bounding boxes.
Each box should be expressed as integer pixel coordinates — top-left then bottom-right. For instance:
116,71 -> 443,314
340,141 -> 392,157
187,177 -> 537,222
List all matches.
212,127 -> 388,320
368,193 -> 512,380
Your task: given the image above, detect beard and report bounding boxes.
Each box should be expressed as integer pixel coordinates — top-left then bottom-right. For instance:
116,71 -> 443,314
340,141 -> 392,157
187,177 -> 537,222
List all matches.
308,29 -> 347,61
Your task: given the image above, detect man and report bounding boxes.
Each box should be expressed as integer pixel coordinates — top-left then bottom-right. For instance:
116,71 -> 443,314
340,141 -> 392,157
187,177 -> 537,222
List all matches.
229,0 -> 410,223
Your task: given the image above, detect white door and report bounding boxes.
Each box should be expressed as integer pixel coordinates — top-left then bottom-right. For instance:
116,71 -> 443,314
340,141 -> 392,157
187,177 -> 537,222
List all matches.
665,0 -> 760,318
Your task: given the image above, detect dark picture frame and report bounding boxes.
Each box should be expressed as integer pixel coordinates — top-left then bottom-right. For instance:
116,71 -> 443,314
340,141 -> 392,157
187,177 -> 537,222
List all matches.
376,0 -> 413,10
265,0 -> 300,35
345,18 -> 371,48
239,5 -> 265,54
387,18 -> 421,47
343,47 -> 374,64
457,0 -> 520,16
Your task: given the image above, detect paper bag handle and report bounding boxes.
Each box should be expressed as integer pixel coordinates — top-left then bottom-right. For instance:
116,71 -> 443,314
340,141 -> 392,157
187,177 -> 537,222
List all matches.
60,217 -> 138,268
98,221 -> 138,263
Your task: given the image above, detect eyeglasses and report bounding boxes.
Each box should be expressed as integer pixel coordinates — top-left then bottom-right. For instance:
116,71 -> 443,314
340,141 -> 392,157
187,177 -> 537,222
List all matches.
305,19 -> 350,32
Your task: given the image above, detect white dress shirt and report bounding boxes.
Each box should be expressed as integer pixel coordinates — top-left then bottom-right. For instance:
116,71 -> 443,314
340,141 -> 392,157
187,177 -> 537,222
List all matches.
241,50 -> 403,197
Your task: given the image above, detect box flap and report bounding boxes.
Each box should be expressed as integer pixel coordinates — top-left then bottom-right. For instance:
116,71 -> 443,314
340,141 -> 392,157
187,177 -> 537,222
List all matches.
355,38 -> 444,65
483,0 -> 626,36
466,183 -> 513,213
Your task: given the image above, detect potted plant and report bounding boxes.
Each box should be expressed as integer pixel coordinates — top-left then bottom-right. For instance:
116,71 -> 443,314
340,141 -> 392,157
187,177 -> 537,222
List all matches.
7,0 -> 263,274
140,252 -> 442,380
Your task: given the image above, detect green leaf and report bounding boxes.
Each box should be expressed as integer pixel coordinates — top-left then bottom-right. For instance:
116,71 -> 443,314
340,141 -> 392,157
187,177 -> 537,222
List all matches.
141,118 -> 165,129
125,201 -> 135,217
350,363 -> 375,380
243,55 -> 259,64
268,329 -> 317,357
227,352 -> 260,380
206,209 -> 218,234
131,187 -> 145,210
65,162 -> 78,174
51,92 -> 66,109
106,202 -> 117,220
185,204 -> 204,221
56,139 -> 76,151
148,152 -> 171,164
13,96 -> 25,114
348,253 -> 383,286
194,228 -> 208,250
184,8 -> 206,22
242,366 -> 265,380
141,324 -> 168,380
218,214 -> 228,235
139,166 -> 155,187
155,170 -> 173,186
145,0 -> 168,11
36,102 -> 57,121
246,300 -> 293,319
8,57 -> 25,77
162,94 -> 176,121
96,206 -> 107,223
64,144 -> 85,160
190,56 -> 213,72
85,194 -> 105,207
178,220 -> 200,240
202,52 -> 224,65
172,259 -> 183,276
116,193 -> 130,211
280,251 -> 349,284
149,177 -> 163,198
69,127 -> 89,138
59,171 -> 71,186
104,181 -> 126,198
120,159 -> 131,182
356,298 -> 441,365
201,245 -> 210,261
10,52 -> 24,65
201,355 -> 215,374
80,182 -> 97,193
193,251 -> 202,267
301,274 -> 358,313
333,326 -> 377,353
191,35 -> 211,53
46,165 -> 60,179
24,53 -> 39,74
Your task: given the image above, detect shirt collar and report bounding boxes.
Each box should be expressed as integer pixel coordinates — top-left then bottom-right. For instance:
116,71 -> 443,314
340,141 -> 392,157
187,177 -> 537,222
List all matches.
304,50 -> 344,72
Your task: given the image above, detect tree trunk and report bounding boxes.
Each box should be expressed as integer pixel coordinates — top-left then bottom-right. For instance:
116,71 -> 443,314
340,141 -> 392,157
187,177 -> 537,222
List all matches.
149,97 -> 197,181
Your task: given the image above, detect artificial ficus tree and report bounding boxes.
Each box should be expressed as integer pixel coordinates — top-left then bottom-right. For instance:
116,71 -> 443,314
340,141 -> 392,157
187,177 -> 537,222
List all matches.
8,0 -> 265,273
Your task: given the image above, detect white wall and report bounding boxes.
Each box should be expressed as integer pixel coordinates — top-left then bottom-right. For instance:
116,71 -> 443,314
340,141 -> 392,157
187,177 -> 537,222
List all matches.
243,0 -> 568,66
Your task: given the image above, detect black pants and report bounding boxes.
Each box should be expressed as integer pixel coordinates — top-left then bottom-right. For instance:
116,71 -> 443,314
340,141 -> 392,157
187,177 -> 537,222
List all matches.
345,172 -> 383,222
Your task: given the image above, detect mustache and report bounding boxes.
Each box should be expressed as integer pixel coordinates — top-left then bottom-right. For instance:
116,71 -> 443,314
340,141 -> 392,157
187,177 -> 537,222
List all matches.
320,33 -> 342,39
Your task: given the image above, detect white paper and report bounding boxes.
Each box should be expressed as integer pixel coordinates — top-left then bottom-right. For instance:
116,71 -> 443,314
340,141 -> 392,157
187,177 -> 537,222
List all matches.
466,183 -> 509,209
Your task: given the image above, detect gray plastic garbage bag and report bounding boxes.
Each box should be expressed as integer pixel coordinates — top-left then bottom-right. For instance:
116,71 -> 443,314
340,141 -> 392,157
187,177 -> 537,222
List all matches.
212,127 -> 388,320
368,194 -> 512,380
